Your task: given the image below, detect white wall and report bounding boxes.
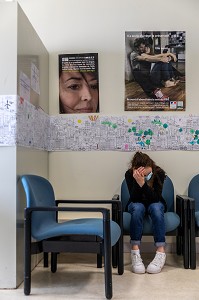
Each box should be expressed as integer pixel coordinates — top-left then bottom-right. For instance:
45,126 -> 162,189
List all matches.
17,0 -> 199,200
0,2 -> 17,288
16,3 -> 49,287
0,2 -> 49,288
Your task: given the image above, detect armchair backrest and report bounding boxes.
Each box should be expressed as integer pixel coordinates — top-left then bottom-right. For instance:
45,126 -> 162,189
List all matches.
21,175 -> 57,234
188,174 -> 199,211
121,175 -> 174,212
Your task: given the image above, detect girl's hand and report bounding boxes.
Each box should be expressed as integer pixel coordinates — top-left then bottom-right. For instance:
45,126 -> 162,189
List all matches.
133,167 -> 145,187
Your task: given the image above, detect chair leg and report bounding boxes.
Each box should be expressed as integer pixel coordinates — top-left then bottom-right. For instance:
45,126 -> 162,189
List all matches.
190,234 -> 196,270
112,245 -> 117,268
51,253 -> 57,273
117,235 -> 124,275
24,250 -> 31,295
176,195 -> 185,256
103,214 -> 112,299
183,201 -> 189,269
97,254 -> 102,268
176,234 -> 182,255
43,252 -> 48,268
189,200 -> 196,269
24,211 -> 31,295
104,245 -> 112,299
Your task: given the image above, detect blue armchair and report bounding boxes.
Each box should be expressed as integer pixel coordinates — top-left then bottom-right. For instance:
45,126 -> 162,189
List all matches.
180,174 -> 199,269
115,175 -> 188,267
21,174 -> 123,299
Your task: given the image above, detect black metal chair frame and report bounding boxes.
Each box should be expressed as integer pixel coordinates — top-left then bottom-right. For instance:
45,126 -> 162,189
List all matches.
176,195 -> 196,269
24,199 -> 123,300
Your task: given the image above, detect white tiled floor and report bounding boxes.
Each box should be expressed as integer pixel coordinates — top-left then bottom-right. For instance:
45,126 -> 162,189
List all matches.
1,252 -> 199,299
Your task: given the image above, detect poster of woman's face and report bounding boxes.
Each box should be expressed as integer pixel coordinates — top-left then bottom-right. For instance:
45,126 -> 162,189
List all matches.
59,53 -> 99,114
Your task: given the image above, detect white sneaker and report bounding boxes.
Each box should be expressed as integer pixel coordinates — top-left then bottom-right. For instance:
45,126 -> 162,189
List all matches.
146,252 -> 166,274
131,253 -> 145,274
153,88 -> 169,101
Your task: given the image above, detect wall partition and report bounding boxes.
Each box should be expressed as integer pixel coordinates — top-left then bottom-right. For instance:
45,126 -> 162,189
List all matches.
0,2 -> 49,288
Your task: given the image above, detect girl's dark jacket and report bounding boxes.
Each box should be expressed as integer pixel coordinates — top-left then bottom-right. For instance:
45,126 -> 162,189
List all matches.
125,166 -> 167,212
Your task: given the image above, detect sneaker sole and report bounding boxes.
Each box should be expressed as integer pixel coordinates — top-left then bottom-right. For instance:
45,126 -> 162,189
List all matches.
132,268 -> 146,274
146,267 -> 163,274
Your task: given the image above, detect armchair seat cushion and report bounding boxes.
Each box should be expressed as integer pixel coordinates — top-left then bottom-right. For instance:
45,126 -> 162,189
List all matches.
32,218 -> 121,246
123,211 -> 180,234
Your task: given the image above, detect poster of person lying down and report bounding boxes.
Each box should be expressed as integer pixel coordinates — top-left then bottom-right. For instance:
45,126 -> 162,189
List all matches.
125,31 -> 185,111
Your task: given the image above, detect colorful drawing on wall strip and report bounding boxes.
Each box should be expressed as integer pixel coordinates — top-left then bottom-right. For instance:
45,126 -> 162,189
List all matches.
2,97 -> 199,151
125,31 -> 186,111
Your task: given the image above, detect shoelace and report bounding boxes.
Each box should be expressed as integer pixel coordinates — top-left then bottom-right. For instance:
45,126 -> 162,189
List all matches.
151,253 -> 165,266
132,254 -> 143,265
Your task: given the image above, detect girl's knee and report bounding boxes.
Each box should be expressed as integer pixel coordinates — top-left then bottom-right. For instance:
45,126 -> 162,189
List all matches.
149,202 -> 164,214
128,202 -> 145,214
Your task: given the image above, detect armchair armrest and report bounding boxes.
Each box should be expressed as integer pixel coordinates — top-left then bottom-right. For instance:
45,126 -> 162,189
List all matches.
24,206 -> 111,237
55,199 -> 121,210
176,194 -> 194,202
176,195 -> 196,269
55,199 -> 123,230
176,195 -> 189,216
176,194 -> 195,231
24,206 -> 111,233
25,205 -> 110,215
112,194 -> 119,200
176,194 -> 195,216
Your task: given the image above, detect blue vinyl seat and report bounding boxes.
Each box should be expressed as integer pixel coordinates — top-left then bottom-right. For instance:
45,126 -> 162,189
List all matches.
21,174 -> 123,300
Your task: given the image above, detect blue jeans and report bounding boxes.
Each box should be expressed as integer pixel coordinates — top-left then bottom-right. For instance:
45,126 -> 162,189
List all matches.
128,202 -> 166,247
150,61 -> 175,86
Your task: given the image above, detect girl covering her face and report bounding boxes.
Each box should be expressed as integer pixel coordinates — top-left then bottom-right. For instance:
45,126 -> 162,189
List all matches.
59,71 -> 99,114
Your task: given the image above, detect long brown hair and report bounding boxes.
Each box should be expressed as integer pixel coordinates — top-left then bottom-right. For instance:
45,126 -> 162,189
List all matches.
130,151 -> 155,170
130,151 -> 165,188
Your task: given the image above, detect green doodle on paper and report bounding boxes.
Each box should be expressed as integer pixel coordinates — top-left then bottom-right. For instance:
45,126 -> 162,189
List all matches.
101,121 -> 117,129
152,119 -> 168,130
101,118 -> 199,149
127,125 -> 154,149
126,118 -> 171,149
189,129 -> 199,145
112,123 -> 117,129
132,127 -> 136,132
146,139 -> 151,145
151,119 -> 162,126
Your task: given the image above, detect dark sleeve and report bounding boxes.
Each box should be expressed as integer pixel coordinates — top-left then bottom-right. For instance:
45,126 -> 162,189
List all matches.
125,167 -> 167,209
141,183 -> 162,204
125,169 -> 143,202
141,167 -> 166,206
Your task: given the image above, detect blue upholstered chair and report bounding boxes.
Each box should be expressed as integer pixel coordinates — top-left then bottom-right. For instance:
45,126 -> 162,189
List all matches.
121,176 -> 179,234
185,174 -> 199,269
21,174 -> 123,300
116,176 -> 188,267
188,174 -> 199,227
